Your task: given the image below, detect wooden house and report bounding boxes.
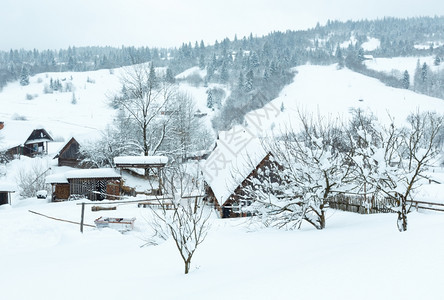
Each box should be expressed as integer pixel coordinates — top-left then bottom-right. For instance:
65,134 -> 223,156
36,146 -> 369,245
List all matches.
0,183 -> 15,205
0,121 -> 53,159
201,125 -> 275,218
46,169 -> 121,201
54,137 -> 84,167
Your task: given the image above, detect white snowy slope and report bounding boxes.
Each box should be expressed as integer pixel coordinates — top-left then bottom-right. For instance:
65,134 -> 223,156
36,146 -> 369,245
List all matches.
0,200 -> 444,300
364,56 -> 442,83
246,64 -> 444,137
1,62 -> 444,300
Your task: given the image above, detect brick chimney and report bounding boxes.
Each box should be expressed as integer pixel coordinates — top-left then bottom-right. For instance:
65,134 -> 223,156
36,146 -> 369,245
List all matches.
0,122 -> 4,130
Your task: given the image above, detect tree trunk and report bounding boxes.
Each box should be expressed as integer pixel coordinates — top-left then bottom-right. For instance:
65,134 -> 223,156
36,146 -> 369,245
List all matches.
319,209 -> 326,229
397,195 -> 408,232
184,259 -> 191,274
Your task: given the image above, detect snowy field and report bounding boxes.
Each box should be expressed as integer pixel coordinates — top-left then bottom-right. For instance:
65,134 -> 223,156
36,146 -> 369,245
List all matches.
247,64 -> 444,136
0,199 -> 443,300
1,62 -> 444,299
364,56 -> 442,83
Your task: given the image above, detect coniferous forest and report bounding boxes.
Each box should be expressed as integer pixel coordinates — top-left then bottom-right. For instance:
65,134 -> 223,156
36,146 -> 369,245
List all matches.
2,16 -> 444,129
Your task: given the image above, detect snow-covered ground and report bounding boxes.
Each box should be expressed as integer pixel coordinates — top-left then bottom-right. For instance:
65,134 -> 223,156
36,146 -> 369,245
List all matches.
364,56 -> 442,83
1,61 -> 444,299
0,199 -> 443,300
248,64 -> 444,134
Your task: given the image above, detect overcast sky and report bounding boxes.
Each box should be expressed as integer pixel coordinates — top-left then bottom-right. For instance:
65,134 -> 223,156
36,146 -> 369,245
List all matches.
1,0 -> 443,51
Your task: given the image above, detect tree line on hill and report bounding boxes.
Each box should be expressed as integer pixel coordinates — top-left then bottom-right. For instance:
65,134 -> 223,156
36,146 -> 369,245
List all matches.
1,16 -> 444,130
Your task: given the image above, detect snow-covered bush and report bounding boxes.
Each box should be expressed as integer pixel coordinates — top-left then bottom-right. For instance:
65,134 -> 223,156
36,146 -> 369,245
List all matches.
16,159 -> 49,198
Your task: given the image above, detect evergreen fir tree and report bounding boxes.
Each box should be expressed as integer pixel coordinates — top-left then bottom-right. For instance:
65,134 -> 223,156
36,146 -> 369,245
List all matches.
421,62 -> 428,83
220,61 -> 229,83
165,68 -> 175,83
19,65 -> 30,86
402,70 -> 410,89
245,70 -> 254,92
238,71 -> 244,89
206,89 -> 213,109
335,45 -> 344,69
434,55 -> 441,66
199,54 -> 205,70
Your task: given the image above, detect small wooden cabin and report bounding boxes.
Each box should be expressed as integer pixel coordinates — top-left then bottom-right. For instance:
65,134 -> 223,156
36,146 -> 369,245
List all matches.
54,137 -> 85,167
0,121 -> 53,159
202,125 -> 275,218
46,169 -> 121,201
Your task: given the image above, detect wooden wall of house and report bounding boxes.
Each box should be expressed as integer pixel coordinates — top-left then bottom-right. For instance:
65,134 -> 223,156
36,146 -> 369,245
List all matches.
58,139 -> 84,167
52,184 -> 70,201
69,177 -> 121,201
106,180 -> 121,200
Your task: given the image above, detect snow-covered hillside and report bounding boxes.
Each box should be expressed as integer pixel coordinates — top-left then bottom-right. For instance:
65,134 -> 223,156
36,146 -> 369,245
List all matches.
364,56 -> 442,83
1,61 -> 444,300
0,69 -> 121,139
247,64 -> 444,136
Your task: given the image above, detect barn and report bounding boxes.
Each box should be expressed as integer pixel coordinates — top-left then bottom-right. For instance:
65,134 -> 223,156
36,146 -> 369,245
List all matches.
201,126 -> 274,218
0,120 -> 53,159
46,168 -> 121,201
54,137 -> 84,167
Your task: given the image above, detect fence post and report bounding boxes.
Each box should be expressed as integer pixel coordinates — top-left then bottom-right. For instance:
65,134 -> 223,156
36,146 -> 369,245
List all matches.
80,202 -> 85,233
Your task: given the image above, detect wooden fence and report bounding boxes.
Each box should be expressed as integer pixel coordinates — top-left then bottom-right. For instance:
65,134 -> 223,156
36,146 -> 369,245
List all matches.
328,194 -> 444,214
328,194 -> 398,214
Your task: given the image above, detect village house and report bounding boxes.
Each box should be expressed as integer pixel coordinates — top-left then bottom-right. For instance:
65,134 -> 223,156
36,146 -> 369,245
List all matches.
53,137 -> 84,167
201,126 -> 275,218
0,120 -> 53,159
46,168 -> 121,201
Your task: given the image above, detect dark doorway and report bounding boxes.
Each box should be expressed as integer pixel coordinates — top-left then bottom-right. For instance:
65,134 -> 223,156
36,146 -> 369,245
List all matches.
0,192 -> 9,205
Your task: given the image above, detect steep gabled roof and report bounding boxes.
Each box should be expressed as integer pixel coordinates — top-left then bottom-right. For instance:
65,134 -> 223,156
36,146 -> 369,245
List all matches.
0,120 -> 52,150
201,125 -> 267,207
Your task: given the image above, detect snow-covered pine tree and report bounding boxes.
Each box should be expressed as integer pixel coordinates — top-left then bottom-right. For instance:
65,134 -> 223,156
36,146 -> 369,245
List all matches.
19,65 -> 30,86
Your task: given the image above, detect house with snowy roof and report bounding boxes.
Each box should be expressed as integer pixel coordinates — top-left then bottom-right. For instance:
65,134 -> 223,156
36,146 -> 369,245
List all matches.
0,120 -> 53,159
201,126 -> 276,218
46,168 -> 121,201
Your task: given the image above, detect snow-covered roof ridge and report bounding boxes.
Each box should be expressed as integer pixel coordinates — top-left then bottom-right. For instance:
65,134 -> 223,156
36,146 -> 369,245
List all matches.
46,168 -> 121,184
201,125 -> 268,206
0,120 -> 52,150
114,155 -> 168,165
0,183 -> 15,192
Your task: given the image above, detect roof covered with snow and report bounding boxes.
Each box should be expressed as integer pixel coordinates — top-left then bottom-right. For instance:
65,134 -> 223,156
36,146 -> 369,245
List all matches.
114,156 -> 168,166
201,125 -> 268,206
0,120 -> 51,150
0,183 -> 15,192
46,168 -> 121,184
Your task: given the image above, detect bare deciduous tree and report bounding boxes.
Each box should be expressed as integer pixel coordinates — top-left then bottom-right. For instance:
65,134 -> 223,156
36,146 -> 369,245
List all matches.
346,111 -> 443,232
244,112 -> 349,230
112,63 -> 176,158
147,164 -> 211,274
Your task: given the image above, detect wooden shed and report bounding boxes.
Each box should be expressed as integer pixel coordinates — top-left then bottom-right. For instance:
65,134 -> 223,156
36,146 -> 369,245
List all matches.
114,156 -> 168,195
201,125 -> 276,218
46,169 -> 121,201
54,137 -> 85,167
